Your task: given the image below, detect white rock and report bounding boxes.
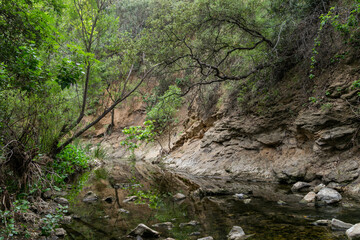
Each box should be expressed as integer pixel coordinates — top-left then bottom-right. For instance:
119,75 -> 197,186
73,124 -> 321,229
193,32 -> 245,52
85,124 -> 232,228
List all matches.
198,237 -> 214,240
291,181 -> 311,191
173,193 -> 186,201
301,191 -> 316,203
227,226 -> 246,240
331,218 -> 353,230
346,223 -> 360,239
316,187 -> 342,204
128,223 -> 160,238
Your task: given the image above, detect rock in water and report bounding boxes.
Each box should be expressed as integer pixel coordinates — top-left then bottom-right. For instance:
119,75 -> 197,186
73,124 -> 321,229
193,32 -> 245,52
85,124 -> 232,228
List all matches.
128,224 -> 160,238
313,220 -> 331,226
316,188 -> 342,204
291,181 -> 311,191
346,223 -> 360,239
173,193 -> 186,201
331,218 -> 353,230
227,226 -> 246,240
83,191 -> 98,203
301,191 -> 316,203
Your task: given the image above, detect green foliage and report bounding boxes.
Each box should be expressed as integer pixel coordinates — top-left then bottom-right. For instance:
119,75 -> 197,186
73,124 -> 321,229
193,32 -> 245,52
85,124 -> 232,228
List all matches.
121,120 -> 156,153
146,85 -> 182,131
40,205 -> 68,236
56,58 -> 85,90
0,200 -> 30,238
50,144 -> 89,185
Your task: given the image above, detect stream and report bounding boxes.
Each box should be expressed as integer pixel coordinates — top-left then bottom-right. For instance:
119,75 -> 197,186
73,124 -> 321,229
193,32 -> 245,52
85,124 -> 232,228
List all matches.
63,161 -> 360,240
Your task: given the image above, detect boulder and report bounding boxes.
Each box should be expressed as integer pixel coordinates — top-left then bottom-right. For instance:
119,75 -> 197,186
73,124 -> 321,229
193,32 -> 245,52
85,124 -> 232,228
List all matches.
83,191 -> 98,203
128,224 -> 160,238
291,182 -> 311,192
316,188 -> 342,204
346,223 -> 360,239
331,218 -> 353,230
227,226 -> 246,240
173,193 -> 186,201
54,197 -> 69,205
301,191 -> 316,203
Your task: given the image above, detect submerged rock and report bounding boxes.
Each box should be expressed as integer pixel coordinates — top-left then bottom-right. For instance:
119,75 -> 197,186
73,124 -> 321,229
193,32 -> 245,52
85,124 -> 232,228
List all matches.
346,223 -> 360,239
291,182 -> 311,192
173,193 -> 186,201
316,188 -> 342,204
83,191 -> 98,203
128,223 -> 160,238
331,218 -> 353,230
227,226 -> 246,240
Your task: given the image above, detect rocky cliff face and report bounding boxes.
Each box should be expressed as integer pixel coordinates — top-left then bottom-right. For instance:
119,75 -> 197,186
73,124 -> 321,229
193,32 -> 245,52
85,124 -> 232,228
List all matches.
165,55 -> 360,198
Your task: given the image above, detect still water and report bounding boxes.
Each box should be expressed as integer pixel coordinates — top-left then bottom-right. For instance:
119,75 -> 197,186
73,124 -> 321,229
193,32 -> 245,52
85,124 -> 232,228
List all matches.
63,166 -> 360,240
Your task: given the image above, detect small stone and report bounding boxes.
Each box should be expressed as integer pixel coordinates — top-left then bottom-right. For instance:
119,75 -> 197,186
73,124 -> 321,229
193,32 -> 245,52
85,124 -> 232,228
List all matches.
104,196 -> 114,204
83,191 -> 98,203
346,223 -> 360,239
243,199 -> 251,204
301,191 -> 316,203
123,196 -> 138,203
234,193 -> 248,199
118,208 -> 130,214
179,220 -> 199,228
227,226 -> 246,240
61,216 -> 72,224
152,222 -> 174,230
165,238 -> 176,240
54,197 -> 69,205
327,182 -> 342,191
173,193 -> 186,201
128,223 -> 160,238
197,237 -> 214,240
313,220 -> 331,226
316,188 -> 342,204
313,183 -> 326,193
189,232 -> 201,236
331,218 -> 353,230
277,200 -> 287,205
55,228 -> 66,236
291,182 -> 311,192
